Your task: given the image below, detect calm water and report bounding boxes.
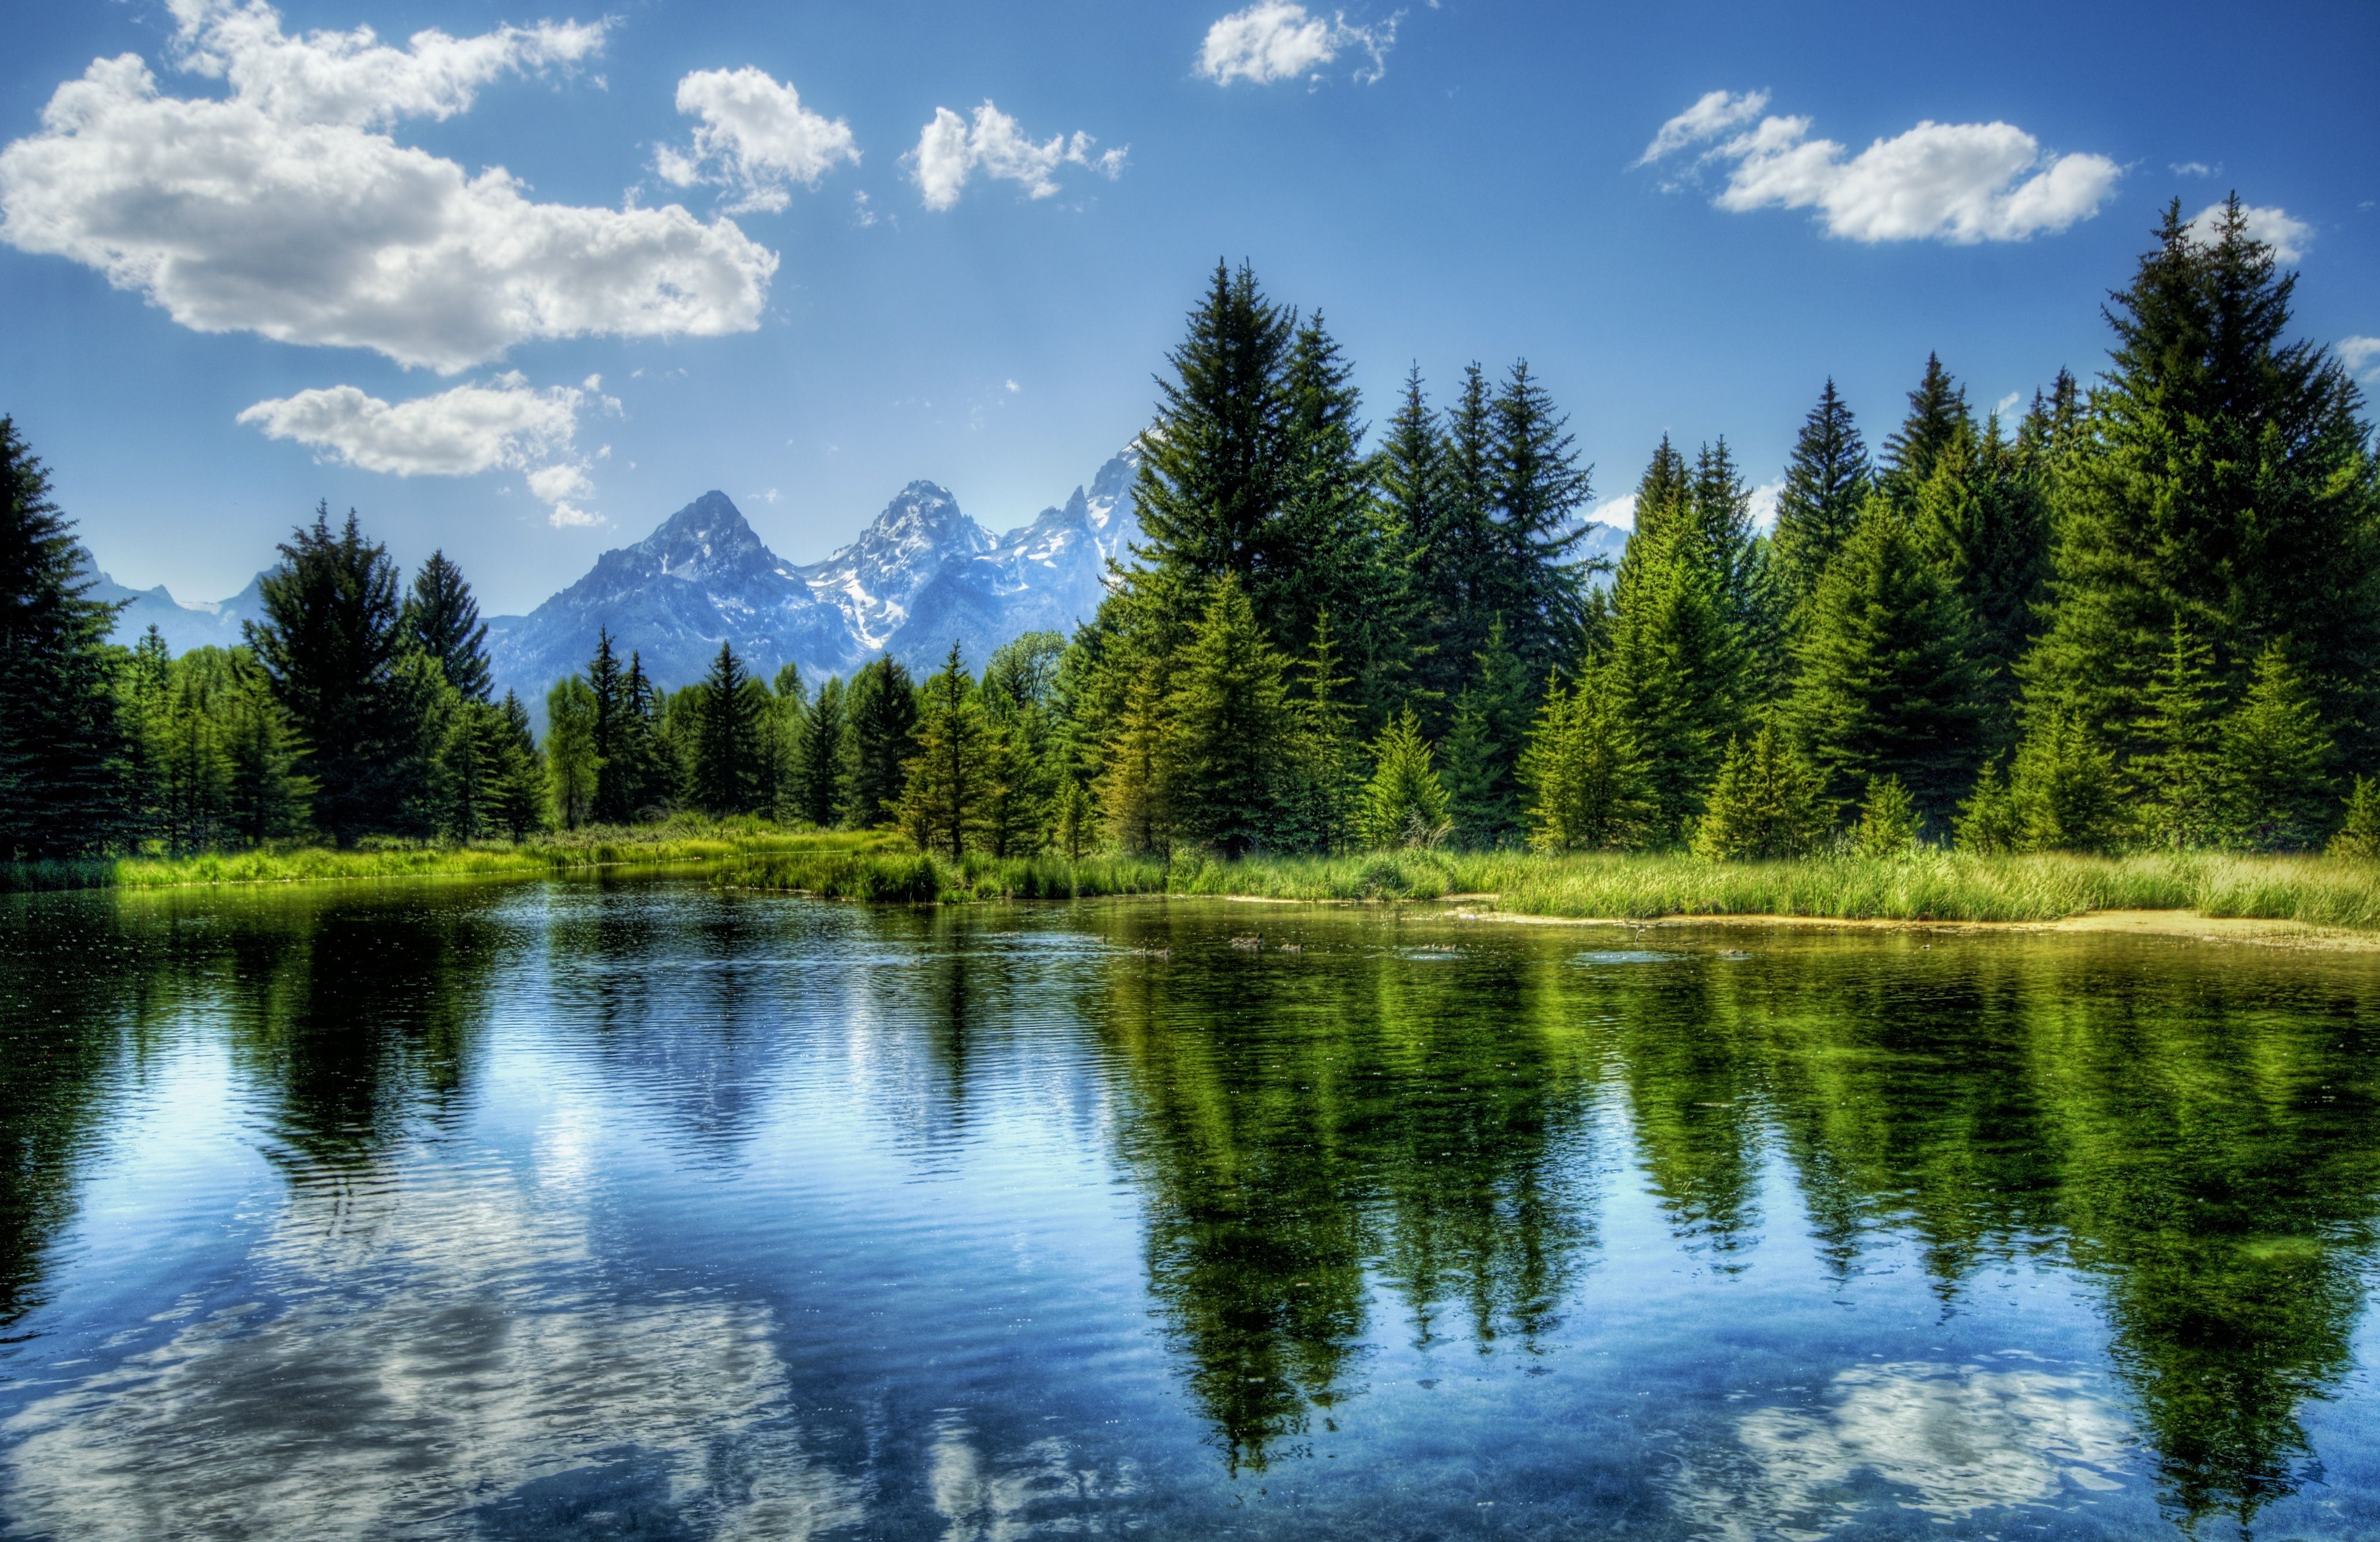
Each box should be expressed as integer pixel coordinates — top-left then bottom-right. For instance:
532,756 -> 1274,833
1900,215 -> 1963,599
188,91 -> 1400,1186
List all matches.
4,880 -> 2379,1540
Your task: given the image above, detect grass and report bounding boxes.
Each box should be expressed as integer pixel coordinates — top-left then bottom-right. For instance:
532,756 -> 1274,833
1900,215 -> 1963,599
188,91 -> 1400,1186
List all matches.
719,844 -> 2380,930
0,818 -> 905,893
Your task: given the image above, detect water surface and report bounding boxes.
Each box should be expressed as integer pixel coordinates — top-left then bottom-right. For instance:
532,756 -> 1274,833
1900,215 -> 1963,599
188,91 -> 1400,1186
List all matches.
3,879 -> 2377,1539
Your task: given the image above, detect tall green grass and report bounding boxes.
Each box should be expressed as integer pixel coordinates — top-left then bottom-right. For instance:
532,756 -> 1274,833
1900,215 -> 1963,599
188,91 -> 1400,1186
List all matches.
720,845 -> 2380,929
0,818 -> 901,893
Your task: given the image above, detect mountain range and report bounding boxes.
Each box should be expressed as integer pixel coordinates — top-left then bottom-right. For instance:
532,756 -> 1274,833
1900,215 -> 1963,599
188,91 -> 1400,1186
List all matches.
86,443 -> 1626,707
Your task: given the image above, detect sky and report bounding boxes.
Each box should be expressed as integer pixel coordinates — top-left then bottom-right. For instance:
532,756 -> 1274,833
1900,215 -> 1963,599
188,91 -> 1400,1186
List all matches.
3,0 -> 2375,616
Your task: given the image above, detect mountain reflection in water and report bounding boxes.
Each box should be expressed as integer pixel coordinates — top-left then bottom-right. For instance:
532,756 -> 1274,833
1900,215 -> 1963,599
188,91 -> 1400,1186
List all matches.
1,880 -> 2376,1540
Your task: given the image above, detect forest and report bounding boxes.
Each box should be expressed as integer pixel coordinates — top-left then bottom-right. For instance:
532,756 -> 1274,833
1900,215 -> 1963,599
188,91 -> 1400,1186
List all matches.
3,199 -> 2377,872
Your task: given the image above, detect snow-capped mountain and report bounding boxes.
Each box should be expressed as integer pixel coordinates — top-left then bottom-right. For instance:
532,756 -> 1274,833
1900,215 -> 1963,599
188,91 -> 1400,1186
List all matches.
79,549 -> 270,655
486,446 -> 1143,707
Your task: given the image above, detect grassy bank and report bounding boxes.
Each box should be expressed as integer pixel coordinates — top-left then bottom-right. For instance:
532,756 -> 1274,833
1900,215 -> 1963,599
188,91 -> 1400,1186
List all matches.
2,821 -> 904,893
717,845 -> 2380,930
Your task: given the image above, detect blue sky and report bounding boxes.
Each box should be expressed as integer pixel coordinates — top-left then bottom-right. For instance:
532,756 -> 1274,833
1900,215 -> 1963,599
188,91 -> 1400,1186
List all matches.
3,0 -> 2375,615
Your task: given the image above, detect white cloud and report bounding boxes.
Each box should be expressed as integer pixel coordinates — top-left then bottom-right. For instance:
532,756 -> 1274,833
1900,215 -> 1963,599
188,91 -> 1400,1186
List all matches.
238,370 -> 614,527
2339,336 -> 2380,378
1637,89 -> 1768,168
1995,390 -> 2023,417
2187,201 -> 2314,264
1747,480 -> 1783,532
1197,2 -> 1396,86
905,102 -> 1125,211
2170,160 -> 2215,178
1004,378 -> 1020,393
1642,95 -> 2120,244
0,0 -> 777,373
1591,492 -> 1637,530
236,371 -> 588,474
655,66 -> 857,215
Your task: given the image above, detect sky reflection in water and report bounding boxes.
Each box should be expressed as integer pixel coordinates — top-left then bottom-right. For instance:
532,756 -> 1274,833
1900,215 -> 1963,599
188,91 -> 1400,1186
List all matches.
2,879 -> 2377,1540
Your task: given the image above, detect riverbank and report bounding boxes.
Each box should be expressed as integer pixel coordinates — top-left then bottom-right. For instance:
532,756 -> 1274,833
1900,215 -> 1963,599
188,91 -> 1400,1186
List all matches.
717,845 -> 2380,933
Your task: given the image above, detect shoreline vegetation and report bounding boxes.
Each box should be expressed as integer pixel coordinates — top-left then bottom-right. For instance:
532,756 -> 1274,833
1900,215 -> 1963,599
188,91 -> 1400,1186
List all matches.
16,826 -> 2375,939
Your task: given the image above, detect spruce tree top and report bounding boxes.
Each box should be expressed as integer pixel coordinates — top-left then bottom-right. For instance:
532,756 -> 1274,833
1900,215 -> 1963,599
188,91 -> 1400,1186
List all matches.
404,550 -> 491,701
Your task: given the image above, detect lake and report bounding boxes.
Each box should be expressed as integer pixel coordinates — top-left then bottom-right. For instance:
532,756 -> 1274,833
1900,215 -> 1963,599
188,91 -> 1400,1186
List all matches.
3,878 -> 2377,1540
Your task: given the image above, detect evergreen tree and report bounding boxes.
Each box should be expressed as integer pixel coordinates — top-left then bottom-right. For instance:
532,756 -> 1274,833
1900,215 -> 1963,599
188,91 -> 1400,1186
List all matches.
846,656 -> 920,827
2330,777 -> 2379,860
1953,759 -> 2022,855
1879,353 -> 1971,507
1099,673 -> 1175,856
1519,671 -> 1650,852
1485,360 -> 1596,676
151,645 -> 235,854
1688,438 -> 1785,700
980,632 -> 1065,856
0,418 -> 124,859
1849,774 -> 1920,858
2023,198 -> 2380,765
586,630 -> 635,823
245,505 -> 423,846
1910,415 -> 2051,752
900,644 -> 998,859
2215,644 -> 2334,851
2007,712 -> 2130,853
1691,727 -> 1828,861
1597,511 -> 1747,841
403,550 -> 491,701
221,649 -> 310,846
1357,708 -> 1451,849
1440,616 -> 1532,846
544,676 -> 598,829
1789,495 -> 1986,827
1376,367 -> 1459,728
1771,379 -> 1873,634
1056,775 -> 1096,860
1277,613 -> 1361,851
690,641 -> 766,815
613,653 -> 677,818
118,626 -> 173,849
794,675 -> 849,827
1168,573 -> 1292,856
488,690 -> 546,840
2132,615 -> 2224,849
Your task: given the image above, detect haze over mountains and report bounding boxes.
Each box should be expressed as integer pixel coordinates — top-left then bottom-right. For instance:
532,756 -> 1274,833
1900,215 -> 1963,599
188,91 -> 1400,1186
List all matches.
87,443 -> 1625,705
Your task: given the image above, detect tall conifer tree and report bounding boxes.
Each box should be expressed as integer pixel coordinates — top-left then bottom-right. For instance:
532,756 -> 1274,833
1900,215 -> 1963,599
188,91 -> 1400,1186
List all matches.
1771,380 -> 1873,633
403,551 -> 491,701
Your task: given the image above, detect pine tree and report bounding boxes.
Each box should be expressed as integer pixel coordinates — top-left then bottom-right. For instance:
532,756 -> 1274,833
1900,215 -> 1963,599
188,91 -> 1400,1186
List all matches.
245,505 -> 423,846
690,641 -> 766,816
1910,415 -> 2051,753
2330,777 -> 2379,859
1879,353 -> 1971,507
0,418 -> 124,859
899,644 -> 998,859
1953,759 -> 2022,855
118,626 -> 173,850
1850,774 -> 1920,858
980,632 -> 1065,856
154,646 -> 235,854
586,630 -> 635,823
794,675 -> 849,827
1485,360 -> 1595,677
1376,367 -> 1459,730
1168,573 -> 1292,856
2007,712 -> 2130,853
2215,644 -> 2334,851
2022,198 -> 2380,766
1134,261 -> 1295,585
1771,380 -> 1872,635
2132,614 -> 2224,849
1056,775 -> 1096,860
1789,495 -> 1986,827
1277,613 -> 1361,852
1597,512 -> 1747,841
1519,671 -> 1650,852
1689,438 -> 1785,701
403,550 -> 491,701
1691,727 -> 1828,861
222,649 -> 310,846
1440,616 -> 1532,846
847,656 -> 920,828
544,676 -> 598,829
488,690 -> 545,840
1099,673 -> 1174,856
1358,708 -> 1451,849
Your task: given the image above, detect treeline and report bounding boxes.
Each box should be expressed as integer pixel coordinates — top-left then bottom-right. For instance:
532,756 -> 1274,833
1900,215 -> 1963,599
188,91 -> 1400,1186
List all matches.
3,198 -> 2376,866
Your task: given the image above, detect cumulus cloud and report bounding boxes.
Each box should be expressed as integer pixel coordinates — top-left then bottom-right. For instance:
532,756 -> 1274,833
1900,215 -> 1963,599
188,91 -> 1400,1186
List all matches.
655,66 -> 858,214
2340,336 -> 2380,378
906,102 -> 1125,211
1637,89 -> 1768,167
1639,94 -> 2120,244
1197,1 -> 1395,86
0,0 -> 777,373
2187,200 -> 2313,264
238,370 -> 615,527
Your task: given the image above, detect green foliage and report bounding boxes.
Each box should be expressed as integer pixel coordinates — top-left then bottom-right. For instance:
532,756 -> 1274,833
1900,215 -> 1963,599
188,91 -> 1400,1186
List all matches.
2023,198 -> 2380,766
1358,708 -> 1451,849
1519,671 -> 1649,852
544,676 -> 598,829
1168,573 -> 1293,855
846,656 -> 919,828
690,641 -> 769,816
1954,758 -> 2022,855
402,550 -> 491,701
2216,644 -> 2335,851
1910,413 -> 2050,751
2133,615 -> 2225,849
1878,352 -> 1970,507
1440,616 -> 1533,846
2330,777 -> 2380,860
246,504 -> 426,846
1099,673 -> 1175,857
1691,727 -> 1828,861
1850,774 -> 1921,858
2009,712 -> 2131,854
899,644 -> 1000,859
793,674 -> 849,827
0,418 -> 125,860
1770,379 -> 1872,639
1789,495 -> 1986,825
1597,509 -> 1747,840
